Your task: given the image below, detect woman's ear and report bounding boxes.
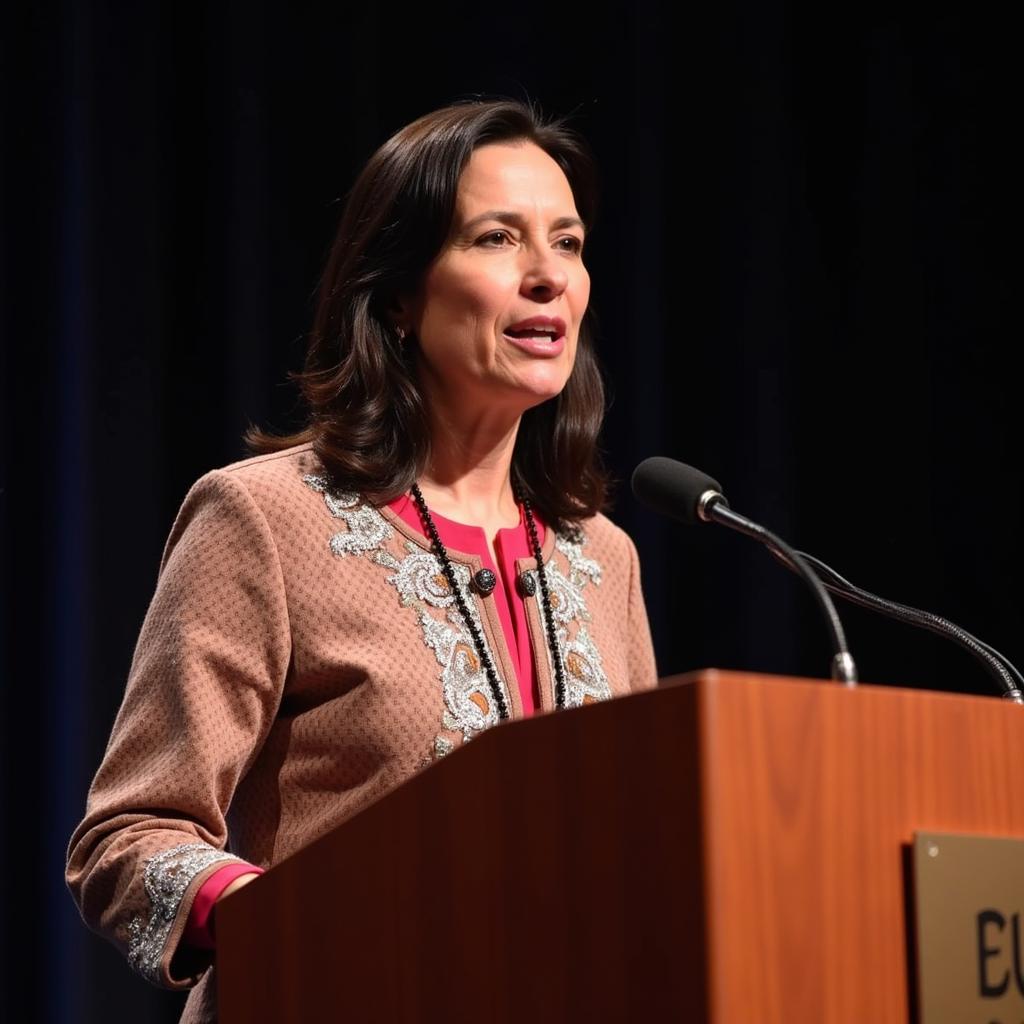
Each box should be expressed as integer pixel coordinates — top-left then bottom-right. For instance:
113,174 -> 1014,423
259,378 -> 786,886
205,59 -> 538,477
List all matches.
386,292 -> 416,340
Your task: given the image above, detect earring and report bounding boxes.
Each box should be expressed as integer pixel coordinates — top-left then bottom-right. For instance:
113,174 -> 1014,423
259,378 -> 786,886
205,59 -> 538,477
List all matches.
396,326 -> 407,342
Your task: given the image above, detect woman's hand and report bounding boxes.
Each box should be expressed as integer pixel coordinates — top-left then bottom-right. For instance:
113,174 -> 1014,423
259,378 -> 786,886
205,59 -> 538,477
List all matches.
217,871 -> 261,902
209,871 -> 262,944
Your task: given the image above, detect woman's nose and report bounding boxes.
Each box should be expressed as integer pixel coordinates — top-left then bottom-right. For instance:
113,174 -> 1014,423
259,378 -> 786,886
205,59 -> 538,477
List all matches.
520,248 -> 569,301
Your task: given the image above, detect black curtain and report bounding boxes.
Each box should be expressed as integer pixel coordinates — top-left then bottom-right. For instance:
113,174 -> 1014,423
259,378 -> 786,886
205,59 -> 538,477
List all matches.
2,4 -> 1018,1021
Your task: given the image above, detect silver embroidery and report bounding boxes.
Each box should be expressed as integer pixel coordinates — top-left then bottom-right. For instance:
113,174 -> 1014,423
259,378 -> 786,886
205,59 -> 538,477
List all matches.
372,549 -> 401,570
389,542 -> 507,743
304,476 -> 510,749
388,547 -> 457,610
304,473 -> 394,555
127,842 -> 234,984
541,561 -> 592,626
304,476 -> 613,724
543,531 -> 613,708
556,533 -> 603,588
561,624 -> 612,706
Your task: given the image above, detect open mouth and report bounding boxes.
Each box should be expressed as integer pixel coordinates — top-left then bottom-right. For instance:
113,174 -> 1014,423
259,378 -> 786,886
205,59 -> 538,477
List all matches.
503,317 -> 566,342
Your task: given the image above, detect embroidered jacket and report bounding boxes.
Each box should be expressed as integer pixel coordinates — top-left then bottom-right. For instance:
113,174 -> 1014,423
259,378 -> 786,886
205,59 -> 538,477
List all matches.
66,444 -> 659,1022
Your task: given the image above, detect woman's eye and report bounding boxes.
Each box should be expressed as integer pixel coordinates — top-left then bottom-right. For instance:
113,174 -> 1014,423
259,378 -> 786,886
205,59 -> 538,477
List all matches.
478,230 -> 512,247
555,236 -> 584,254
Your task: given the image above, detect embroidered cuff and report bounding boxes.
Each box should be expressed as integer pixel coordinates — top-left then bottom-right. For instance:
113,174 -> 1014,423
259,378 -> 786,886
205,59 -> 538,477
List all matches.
127,842 -> 236,985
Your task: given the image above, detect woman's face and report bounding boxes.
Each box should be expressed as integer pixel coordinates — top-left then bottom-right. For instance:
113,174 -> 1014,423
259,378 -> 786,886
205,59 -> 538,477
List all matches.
404,141 -> 590,420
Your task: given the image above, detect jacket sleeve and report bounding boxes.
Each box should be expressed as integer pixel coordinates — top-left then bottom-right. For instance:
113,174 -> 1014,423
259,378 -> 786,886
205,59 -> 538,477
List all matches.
66,468 -> 291,989
625,533 -> 659,692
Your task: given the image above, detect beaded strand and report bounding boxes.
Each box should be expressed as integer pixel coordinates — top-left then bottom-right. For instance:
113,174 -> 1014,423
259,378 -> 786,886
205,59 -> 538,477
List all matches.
519,491 -> 567,710
409,483 -> 566,717
410,484 -> 510,720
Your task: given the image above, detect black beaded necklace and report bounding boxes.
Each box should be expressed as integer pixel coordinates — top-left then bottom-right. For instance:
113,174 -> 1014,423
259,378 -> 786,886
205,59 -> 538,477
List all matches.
409,482 -> 567,718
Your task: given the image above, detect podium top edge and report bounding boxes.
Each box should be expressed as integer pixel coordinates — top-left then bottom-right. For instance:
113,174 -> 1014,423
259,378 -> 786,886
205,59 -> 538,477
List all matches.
656,668 -> 1009,708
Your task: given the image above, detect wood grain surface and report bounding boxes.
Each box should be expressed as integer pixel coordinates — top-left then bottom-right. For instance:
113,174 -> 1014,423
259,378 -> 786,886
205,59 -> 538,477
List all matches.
217,672 -> 1024,1022
700,671 -> 1024,1023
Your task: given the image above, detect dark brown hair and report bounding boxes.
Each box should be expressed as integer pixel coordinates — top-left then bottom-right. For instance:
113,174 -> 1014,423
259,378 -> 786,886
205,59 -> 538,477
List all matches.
248,98 -> 608,529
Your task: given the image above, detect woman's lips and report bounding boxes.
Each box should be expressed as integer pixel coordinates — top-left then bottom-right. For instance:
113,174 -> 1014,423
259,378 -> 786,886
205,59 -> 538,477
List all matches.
505,315 -> 566,336
502,316 -> 567,357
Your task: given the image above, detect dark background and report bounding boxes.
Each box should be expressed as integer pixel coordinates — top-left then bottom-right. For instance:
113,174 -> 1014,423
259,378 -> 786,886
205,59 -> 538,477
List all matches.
1,3 -> 1018,1021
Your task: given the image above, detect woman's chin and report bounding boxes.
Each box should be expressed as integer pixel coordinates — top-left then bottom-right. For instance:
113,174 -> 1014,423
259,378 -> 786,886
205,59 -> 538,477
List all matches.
507,366 -> 572,407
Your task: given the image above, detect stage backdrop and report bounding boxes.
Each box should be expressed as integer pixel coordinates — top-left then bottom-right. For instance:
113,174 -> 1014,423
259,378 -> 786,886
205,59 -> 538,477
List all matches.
1,4 -> 1018,1021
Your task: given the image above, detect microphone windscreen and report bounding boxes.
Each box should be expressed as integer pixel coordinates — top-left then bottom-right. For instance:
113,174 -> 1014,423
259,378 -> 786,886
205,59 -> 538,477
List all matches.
631,457 -> 723,525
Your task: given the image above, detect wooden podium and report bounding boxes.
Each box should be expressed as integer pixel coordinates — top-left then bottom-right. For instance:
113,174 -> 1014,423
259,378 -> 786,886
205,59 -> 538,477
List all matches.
216,671 -> 1024,1022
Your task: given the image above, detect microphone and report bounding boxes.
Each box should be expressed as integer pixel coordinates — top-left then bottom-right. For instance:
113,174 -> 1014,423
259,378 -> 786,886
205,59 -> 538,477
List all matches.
769,547 -> 1024,704
631,457 -> 858,685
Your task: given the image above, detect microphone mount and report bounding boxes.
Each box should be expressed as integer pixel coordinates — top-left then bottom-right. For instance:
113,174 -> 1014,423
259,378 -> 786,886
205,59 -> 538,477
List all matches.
630,456 -> 859,687
770,547 -> 1024,705
697,489 -> 859,686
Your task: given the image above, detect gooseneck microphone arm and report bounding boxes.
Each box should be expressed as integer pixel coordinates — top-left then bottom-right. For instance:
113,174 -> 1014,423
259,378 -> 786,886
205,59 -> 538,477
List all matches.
769,546 -> 1024,704
631,457 -> 858,686
696,490 -> 859,685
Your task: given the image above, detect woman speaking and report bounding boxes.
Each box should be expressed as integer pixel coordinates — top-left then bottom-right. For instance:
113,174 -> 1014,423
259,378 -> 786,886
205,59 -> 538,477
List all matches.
67,98 -> 658,1022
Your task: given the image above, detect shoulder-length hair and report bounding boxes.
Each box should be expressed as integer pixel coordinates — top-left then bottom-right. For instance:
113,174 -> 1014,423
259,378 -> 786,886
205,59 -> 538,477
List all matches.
248,98 -> 608,530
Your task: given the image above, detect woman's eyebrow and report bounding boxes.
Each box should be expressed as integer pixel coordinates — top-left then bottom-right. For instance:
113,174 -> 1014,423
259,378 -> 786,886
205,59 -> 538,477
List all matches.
460,210 -> 585,233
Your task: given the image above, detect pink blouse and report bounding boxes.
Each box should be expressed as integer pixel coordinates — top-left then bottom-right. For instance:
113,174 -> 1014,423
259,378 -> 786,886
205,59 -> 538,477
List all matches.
387,492 -> 544,715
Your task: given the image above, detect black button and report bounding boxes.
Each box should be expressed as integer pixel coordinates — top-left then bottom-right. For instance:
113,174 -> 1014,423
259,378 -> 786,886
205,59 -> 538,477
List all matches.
517,571 -> 537,597
472,568 -> 497,596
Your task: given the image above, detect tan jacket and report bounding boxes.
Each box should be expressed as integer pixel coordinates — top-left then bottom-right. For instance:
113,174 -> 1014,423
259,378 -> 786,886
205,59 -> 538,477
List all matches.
66,444 -> 658,1022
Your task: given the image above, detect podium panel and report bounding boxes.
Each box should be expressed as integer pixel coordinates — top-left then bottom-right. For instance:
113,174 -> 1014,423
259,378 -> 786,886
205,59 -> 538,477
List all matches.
217,671 -> 1024,1022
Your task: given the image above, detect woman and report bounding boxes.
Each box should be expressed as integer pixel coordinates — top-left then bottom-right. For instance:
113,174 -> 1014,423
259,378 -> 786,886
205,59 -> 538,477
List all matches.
67,98 -> 658,1022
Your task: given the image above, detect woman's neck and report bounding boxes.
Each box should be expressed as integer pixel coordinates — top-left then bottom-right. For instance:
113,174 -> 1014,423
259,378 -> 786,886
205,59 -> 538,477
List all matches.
416,407 -> 522,532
